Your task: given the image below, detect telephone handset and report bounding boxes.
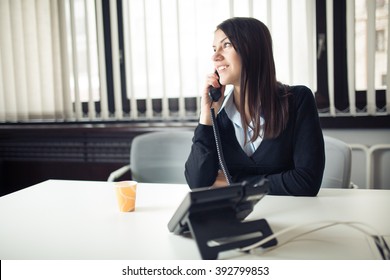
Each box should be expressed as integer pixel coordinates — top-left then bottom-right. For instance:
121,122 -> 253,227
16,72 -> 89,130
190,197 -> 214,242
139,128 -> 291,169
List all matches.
208,71 -> 222,102
208,71 -> 232,185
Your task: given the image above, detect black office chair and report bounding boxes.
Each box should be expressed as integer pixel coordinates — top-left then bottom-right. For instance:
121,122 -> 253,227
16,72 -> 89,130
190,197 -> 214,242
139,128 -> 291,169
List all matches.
107,130 -> 194,183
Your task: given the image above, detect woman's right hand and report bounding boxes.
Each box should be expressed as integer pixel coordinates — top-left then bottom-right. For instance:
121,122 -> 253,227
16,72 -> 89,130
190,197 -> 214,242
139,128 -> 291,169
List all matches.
199,71 -> 225,125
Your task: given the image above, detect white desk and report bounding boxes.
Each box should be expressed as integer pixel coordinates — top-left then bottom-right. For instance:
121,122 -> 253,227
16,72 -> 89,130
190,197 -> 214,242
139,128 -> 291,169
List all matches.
0,180 -> 389,260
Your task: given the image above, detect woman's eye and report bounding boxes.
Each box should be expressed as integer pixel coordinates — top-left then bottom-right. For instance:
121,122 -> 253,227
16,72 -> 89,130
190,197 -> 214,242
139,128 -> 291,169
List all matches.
223,42 -> 231,48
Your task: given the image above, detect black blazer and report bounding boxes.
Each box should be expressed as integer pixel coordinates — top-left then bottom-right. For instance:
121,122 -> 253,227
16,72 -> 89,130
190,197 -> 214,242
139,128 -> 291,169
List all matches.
185,85 -> 325,196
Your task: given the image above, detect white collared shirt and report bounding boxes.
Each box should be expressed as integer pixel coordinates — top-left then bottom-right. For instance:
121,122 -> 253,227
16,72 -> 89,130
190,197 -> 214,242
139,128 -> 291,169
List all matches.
221,88 -> 264,156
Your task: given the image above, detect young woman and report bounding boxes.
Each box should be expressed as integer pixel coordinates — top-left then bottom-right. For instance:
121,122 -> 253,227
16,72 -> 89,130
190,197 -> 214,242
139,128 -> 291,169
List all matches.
185,17 -> 325,196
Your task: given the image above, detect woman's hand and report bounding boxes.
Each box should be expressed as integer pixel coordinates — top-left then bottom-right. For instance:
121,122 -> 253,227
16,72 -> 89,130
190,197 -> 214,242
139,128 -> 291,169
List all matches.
212,170 -> 229,187
199,71 -> 225,125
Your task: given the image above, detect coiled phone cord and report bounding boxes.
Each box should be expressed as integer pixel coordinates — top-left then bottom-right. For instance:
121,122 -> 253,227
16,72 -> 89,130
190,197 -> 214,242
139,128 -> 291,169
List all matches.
210,106 -> 232,185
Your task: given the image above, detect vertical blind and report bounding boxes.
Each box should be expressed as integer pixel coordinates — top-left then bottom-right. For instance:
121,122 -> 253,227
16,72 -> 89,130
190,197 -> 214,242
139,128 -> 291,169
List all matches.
0,0 -> 315,122
1,0 -> 387,123
325,0 -> 389,117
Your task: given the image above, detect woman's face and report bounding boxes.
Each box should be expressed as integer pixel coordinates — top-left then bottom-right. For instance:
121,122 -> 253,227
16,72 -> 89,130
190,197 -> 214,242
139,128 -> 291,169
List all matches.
212,29 -> 242,87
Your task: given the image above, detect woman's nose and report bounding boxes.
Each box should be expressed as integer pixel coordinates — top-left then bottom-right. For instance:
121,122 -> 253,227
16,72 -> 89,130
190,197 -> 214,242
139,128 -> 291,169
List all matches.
212,51 -> 222,61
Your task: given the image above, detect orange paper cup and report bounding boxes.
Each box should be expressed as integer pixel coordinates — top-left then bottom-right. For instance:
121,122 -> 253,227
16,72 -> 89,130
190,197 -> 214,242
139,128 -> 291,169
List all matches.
115,181 -> 137,212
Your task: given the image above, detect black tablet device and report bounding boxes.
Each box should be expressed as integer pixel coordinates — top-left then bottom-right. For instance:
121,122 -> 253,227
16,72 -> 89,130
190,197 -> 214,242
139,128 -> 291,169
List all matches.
168,178 -> 269,234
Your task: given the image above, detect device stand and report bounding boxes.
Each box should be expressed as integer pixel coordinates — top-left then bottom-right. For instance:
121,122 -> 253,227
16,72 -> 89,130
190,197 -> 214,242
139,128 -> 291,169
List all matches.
185,208 -> 277,260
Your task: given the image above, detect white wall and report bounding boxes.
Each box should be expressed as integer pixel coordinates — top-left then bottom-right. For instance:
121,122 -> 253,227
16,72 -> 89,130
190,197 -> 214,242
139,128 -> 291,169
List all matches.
322,129 -> 390,189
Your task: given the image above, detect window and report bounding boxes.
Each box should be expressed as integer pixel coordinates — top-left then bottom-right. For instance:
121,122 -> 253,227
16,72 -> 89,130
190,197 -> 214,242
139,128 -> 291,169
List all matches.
316,0 -> 389,121
115,0 -> 316,120
65,0 -> 100,103
355,0 -> 388,91
0,0 -> 316,123
1,0 -> 388,126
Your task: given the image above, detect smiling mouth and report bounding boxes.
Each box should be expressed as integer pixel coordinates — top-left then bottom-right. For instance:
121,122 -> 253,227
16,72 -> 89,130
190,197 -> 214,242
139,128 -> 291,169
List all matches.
217,65 -> 228,71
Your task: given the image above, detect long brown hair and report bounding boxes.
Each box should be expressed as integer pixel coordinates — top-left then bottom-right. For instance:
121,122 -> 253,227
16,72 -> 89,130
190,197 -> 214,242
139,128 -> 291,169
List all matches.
217,17 -> 290,141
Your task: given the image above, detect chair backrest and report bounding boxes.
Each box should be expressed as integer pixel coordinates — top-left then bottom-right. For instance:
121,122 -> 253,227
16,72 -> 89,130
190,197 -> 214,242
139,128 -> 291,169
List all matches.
321,135 -> 352,188
130,131 -> 193,184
